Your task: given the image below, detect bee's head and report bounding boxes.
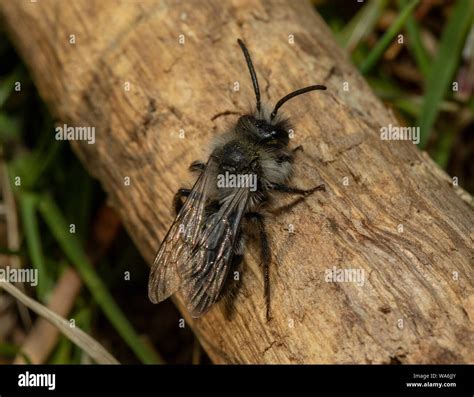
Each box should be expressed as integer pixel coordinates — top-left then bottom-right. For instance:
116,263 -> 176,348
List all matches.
236,39 -> 326,145
237,115 -> 290,148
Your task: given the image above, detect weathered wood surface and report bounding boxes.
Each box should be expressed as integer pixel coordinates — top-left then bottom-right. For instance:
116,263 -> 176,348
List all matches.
1,0 -> 472,364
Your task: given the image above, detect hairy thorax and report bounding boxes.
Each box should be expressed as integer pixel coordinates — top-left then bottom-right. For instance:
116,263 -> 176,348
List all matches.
210,131 -> 293,211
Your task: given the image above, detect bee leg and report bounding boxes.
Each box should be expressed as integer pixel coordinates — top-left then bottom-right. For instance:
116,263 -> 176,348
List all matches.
269,183 -> 326,215
270,182 -> 326,196
173,188 -> 192,214
246,212 -> 272,321
278,146 -> 303,164
292,145 -> 303,154
189,161 -> 206,173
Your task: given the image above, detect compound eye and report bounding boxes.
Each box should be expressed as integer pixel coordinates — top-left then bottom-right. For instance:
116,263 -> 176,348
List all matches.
266,128 -> 277,139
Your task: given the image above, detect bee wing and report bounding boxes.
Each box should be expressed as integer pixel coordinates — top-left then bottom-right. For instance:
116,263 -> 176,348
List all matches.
179,187 -> 250,317
148,159 -> 216,304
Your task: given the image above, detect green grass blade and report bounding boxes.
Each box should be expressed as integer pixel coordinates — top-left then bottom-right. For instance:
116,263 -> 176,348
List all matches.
0,342 -> 32,364
0,112 -> 21,143
0,246 -> 22,256
18,192 -> 49,301
28,139 -> 62,187
398,0 -> 431,78
417,0 -> 474,147
37,194 -> 163,364
0,71 -> 20,109
468,95 -> 474,113
48,336 -> 73,364
433,128 -> 456,168
359,0 -> 419,74
71,306 -> 94,363
337,0 -> 388,50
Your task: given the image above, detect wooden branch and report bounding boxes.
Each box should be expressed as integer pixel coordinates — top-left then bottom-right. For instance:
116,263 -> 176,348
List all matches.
1,0 -> 472,364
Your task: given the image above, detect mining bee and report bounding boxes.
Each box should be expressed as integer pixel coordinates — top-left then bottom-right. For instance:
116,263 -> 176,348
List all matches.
148,39 -> 326,320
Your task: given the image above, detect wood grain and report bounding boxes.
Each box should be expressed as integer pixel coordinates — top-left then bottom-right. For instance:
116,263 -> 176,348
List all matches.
1,0 -> 472,364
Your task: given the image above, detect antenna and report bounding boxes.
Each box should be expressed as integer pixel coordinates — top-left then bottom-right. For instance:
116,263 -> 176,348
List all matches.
270,85 -> 326,120
237,39 -> 261,113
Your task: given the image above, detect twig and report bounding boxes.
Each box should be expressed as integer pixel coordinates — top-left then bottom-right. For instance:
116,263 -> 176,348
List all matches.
0,280 -> 119,364
1,160 -> 31,327
13,268 -> 82,364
